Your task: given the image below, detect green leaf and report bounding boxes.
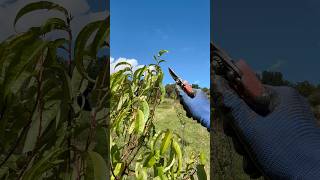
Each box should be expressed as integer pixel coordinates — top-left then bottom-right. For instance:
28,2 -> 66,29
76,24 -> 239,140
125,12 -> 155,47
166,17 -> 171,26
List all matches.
133,65 -> 147,83
143,152 -> 157,167
155,167 -> 167,180
4,39 -> 49,96
153,55 -> 158,62
140,99 -> 149,122
135,162 -> 142,178
49,65 -> 72,101
158,59 -> 166,64
137,167 -> 148,180
110,70 -> 126,92
114,61 -> 132,70
38,17 -> 68,35
94,127 -> 108,159
14,1 -> 68,27
113,163 -> 124,177
90,17 -> 109,57
111,144 -> 120,163
114,108 -> 128,135
158,50 -> 169,57
128,118 -> 135,135
160,130 -> 172,155
172,139 -> 182,175
51,38 -> 68,49
71,69 -> 88,100
135,109 -> 145,134
23,100 -> 60,153
74,20 -> 104,82
196,165 -> 207,180
150,131 -> 163,151
163,157 -> 175,172
87,151 -> 108,180
22,148 -> 64,180
199,152 -> 206,165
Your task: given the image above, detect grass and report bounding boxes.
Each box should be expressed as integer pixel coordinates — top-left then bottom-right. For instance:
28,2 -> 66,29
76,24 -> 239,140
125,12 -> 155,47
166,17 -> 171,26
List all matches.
154,98 -> 210,178
154,98 -> 262,180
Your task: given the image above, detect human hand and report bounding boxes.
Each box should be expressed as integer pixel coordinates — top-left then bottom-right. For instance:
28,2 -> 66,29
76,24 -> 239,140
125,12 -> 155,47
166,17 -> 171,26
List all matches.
176,87 -> 210,131
214,76 -> 320,179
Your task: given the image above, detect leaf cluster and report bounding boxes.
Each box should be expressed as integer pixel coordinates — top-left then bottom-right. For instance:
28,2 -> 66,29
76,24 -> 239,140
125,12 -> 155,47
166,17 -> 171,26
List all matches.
110,51 -> 207,179
0,1 -> 109,179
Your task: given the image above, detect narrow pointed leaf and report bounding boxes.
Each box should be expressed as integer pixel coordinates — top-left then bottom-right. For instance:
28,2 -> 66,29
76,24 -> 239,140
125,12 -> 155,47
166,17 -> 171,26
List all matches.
14,1 -> 68,27
172,139 -> 182,175
74,20 -> 104,82
160,130 -> 172,155
114,61 -> 132,70
158,50 -> 169,57
140,99 -> 149,122
38,17 -> 68,34
196,165 -> 207,180
22,148 -> 64,180
90,17 -> 109,57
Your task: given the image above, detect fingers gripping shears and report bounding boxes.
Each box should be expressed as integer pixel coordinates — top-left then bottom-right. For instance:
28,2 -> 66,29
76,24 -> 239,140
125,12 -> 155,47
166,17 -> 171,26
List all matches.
168,67 -> 195,98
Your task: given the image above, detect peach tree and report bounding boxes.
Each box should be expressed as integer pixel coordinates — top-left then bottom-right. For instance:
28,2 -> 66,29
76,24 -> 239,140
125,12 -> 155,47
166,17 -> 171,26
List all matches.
110,52 -> 207,179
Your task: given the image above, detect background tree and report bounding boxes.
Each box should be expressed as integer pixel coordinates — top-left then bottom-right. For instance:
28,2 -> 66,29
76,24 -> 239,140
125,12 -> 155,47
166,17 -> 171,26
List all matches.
294,81 -> 317,97
260,71 -> 290,86
165,83 -> 176,99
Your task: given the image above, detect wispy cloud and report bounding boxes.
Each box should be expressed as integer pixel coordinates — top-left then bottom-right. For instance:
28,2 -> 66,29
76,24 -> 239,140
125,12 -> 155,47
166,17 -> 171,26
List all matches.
267,59 -> 286,71
154,28 -> 169,40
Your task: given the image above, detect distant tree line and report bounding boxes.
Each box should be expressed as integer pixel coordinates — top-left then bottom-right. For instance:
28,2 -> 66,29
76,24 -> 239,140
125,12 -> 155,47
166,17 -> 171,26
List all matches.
259,71 -> 320,120
164,83 -> 210,99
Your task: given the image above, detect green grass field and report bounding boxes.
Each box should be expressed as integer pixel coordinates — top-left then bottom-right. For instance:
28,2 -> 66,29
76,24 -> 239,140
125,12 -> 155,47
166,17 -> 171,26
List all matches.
154,98 -> 210,178
154,98 -> 258,180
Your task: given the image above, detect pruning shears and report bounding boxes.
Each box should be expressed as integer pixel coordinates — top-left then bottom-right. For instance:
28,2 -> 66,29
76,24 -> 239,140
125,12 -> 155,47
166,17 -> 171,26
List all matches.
211,42 -> 273,116
168,67 -> 195,98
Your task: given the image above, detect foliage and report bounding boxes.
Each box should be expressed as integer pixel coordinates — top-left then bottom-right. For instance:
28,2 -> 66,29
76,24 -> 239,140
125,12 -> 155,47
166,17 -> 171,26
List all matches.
260,71 -> 320,119
110,52 -> 208,179
165,84 -> 210,99
259,71 -> 291,86
191,84 -> 200,89
0,1 -> 109,179
164,84 -> 177,99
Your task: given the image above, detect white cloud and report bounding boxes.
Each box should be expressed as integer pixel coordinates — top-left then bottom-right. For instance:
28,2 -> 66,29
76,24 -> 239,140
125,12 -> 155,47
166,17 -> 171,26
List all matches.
110,57 -> 139,74
0,0 -> 107,41
110,57 -> 157,75
110,57 -> 115,63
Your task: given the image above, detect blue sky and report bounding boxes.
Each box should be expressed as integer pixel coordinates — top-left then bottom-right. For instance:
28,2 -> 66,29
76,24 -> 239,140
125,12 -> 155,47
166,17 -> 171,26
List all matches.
212,0 -> 320,84
111,0 -> 210,88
